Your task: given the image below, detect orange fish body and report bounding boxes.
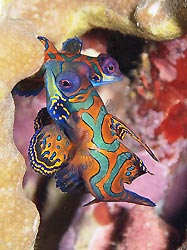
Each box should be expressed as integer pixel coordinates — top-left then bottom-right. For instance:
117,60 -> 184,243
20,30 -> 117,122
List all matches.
29,59 -> 157,206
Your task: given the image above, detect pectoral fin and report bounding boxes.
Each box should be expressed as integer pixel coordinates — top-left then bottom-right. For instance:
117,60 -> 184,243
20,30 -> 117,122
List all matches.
28,124 -> 71,175
12,78 -> 44,97
34,107 -> 53,131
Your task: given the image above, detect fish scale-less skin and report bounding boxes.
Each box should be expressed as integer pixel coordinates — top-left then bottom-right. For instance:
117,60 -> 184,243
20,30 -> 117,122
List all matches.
28,38 -> 157,206
29,56 -> 156,206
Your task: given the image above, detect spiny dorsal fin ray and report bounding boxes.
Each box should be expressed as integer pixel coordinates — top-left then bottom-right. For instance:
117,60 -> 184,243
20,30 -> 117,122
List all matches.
62,37 -> 82,54
109,114 -> 159,162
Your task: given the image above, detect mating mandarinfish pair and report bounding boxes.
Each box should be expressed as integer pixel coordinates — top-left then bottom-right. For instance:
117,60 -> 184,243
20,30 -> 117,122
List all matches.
28,37 -> 158,207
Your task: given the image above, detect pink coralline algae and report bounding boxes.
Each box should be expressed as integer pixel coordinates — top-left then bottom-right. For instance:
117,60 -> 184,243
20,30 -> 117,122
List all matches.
138,35 -> 187,145
128,34 -> 187,248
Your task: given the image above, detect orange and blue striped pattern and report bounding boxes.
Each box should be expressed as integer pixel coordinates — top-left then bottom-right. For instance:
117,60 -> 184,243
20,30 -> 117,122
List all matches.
28,38 -> 158,207
12,36 -> 123,96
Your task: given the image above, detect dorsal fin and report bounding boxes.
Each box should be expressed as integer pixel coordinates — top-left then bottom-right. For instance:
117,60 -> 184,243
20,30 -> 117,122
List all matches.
37,36 -> 59,61
108,114 -> 159,162
62,37 -> 82,54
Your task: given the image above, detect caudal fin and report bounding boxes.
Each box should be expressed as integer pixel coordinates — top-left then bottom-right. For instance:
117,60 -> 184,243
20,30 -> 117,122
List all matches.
83,189 -> 156,207
122,189 -> 156,207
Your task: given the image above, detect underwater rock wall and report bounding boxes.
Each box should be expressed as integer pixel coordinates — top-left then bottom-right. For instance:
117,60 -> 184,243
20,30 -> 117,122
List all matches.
9,0 -> 187,43
0,16 -> 43,250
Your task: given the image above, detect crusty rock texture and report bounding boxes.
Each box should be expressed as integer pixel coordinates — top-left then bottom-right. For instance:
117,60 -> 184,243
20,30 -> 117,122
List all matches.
9,0 -> 187,45
0,16 -> 43,250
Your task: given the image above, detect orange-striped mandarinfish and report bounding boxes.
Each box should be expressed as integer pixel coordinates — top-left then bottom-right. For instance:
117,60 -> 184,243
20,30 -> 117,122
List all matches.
29,59 -> 158,207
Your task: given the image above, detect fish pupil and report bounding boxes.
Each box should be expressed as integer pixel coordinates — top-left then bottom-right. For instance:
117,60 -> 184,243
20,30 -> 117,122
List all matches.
108,65 -> 114,71
62,80 -> 70,87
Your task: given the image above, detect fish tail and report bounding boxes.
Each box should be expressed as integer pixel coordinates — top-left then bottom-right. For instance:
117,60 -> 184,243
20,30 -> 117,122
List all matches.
83,190 -> 156,207
122,189 -> 156,207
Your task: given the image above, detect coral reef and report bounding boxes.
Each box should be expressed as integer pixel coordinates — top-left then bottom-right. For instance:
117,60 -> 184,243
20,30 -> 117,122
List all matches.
1,0 -> 187,249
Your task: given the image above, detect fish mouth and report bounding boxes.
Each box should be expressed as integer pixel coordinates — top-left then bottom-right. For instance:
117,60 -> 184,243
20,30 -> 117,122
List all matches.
90,75 -> 124,87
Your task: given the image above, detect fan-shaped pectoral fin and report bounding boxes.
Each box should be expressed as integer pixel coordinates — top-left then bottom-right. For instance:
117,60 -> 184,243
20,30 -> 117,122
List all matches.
34,107 -> 53,131
28,124 -> 71,176
12,77 -> 44,97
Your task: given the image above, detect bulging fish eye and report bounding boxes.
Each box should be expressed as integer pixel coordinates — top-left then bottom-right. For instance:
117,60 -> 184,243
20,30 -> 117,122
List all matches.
106,63 -> 115,73
59,80 -> 71,88
56,71 -> 81,93
98,54 -> 119,76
